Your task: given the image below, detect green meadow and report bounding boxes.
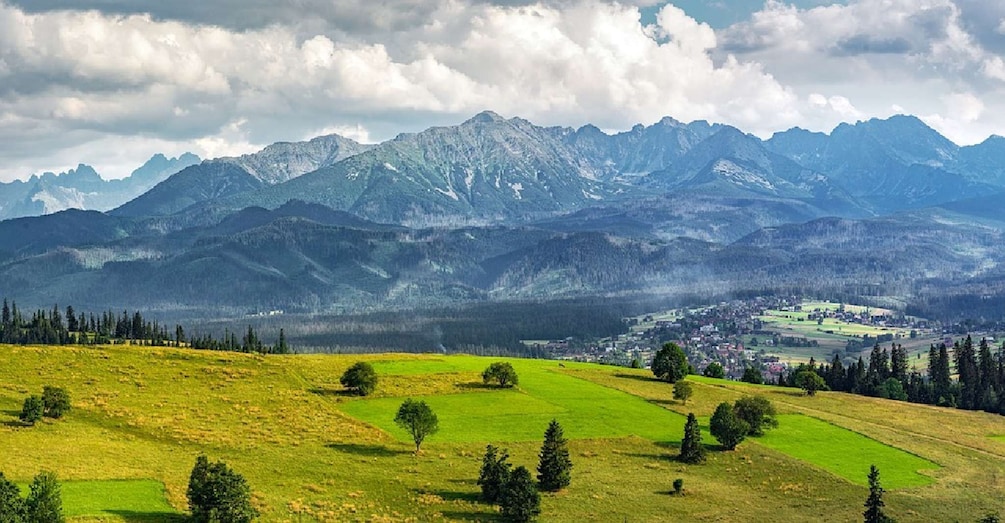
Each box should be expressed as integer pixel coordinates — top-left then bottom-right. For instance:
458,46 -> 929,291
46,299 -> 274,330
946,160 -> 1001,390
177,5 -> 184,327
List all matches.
2,345 -> 1005,521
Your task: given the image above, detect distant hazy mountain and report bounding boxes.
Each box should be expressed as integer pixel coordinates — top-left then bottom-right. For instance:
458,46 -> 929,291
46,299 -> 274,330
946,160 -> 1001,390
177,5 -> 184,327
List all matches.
0,153 -> 199,220
766,116 -> 999,211
113,134 -> 371,218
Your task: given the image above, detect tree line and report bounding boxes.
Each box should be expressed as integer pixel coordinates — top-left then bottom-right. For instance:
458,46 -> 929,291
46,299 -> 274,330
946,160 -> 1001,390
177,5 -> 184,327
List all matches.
0,298 -> 291,354
772,336 -> 1005,415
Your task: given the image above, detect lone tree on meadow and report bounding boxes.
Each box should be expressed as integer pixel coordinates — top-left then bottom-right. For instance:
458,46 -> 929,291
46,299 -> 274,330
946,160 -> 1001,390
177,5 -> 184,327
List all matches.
477,444 -> 512,504
673,380 -> 693,405
340,362 -> 378,396
678,412 -> 705,464
20,395 -> 43,425
703,362 -> 725,379
795,370 -> 828,396
537,419 -> 572,491
500,466 -> 540,523
709,402 -> 749,451
187,455 -> 258,523
42,386 -> 71,419
483,362 -> 519,388
864,464 -> 893,523
652,342 -> 689,383
394,399 -> 439,453
732,396 -> 778,436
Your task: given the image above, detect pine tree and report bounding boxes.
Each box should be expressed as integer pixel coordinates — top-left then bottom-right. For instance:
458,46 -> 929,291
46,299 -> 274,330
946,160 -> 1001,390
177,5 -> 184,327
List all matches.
678,413 -> 705,464
955,336 -> 979,410
890,344 -> 908,383
477,444 -> 512,503
537,419 -> 572,491
500,466 -> 540,523
0,471 -> 24,522
863,465 -> 892,523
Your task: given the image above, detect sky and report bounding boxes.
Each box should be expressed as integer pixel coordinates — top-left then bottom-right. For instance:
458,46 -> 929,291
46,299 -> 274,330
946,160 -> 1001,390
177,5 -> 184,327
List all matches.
1,0 -> 1004,181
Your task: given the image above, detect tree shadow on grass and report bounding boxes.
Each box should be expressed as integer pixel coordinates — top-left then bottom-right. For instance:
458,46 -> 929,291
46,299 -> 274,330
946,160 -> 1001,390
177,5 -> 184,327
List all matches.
456,382 -> 498,391
104,511 -> 186,522
613,373 -> 660,383
326,443 -> 410,457
439,510 -> 503,522
308,387 -> 355,397
411,488 -> 482,504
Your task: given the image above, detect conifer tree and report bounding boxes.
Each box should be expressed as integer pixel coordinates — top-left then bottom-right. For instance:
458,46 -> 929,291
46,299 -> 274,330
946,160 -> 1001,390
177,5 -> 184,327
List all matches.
863,465 -> 892,523
478,444 -> 512,503
537,419 -> 572,491
678,413 -> 705,464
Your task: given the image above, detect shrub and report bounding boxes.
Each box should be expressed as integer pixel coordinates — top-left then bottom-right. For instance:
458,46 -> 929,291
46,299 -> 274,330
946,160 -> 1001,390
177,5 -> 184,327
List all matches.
709,402 -> 749,451
187,455 -> 258,523
20,396 -> 43,425
340,362 -> 378,396
42,387 -> 71,419
672,478 -> 684,496
732,396 -> 777,436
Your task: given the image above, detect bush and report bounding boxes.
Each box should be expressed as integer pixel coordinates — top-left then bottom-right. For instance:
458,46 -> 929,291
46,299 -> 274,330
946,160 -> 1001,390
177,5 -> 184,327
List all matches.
732,396 -> 777,436
703,362 -> 725,379
42,387 -> 71,419
672,478 -> 684,496
25,471 -> 63,523
187,455 -> 258,523
673,380 -> 693,405
20,396 -> 43,425
340,362 -> 378,396
795,370 -> 828,396
482,362 -> 519,388
709,402 -> 749,451
500,466 -> 540,523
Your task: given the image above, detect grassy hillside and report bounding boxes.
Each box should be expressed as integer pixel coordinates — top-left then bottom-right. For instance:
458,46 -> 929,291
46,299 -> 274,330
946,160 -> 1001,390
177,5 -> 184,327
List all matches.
1,345 -> 1004,521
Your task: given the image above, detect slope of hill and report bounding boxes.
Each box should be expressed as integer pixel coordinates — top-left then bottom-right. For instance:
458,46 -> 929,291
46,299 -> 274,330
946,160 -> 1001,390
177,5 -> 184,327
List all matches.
0,347 -> 1002,522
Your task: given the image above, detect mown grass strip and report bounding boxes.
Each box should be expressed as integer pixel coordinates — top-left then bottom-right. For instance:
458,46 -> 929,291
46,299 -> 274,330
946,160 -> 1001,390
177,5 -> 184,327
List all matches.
756,414 -> 939,489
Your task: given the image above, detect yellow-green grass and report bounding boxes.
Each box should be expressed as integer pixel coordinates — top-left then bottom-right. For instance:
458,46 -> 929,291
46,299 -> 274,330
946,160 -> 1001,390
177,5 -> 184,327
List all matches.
756,415 -> 937,488
10,480 -> 179,519
2,345 -> 1005,521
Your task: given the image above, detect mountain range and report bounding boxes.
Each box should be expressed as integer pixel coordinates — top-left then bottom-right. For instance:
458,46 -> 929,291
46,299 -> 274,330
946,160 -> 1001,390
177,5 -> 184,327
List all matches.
2,111 -> 1005,321
0,154 -> 200,220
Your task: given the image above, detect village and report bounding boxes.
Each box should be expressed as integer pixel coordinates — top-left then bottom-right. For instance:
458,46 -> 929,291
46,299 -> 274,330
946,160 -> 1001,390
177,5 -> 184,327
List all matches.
532,296 -> 946,382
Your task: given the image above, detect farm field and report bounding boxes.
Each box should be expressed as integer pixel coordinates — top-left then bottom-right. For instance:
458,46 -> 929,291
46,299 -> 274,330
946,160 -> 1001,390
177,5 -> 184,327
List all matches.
1,344 -> 1004,521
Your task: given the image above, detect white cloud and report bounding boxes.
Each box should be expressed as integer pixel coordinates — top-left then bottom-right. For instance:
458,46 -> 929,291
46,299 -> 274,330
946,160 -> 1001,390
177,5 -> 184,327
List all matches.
1,0 -> 1005,180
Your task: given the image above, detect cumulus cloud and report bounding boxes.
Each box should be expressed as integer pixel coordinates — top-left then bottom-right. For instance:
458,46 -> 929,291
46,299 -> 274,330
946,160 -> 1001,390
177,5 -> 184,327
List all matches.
0,0 -> 818,180
1,0 -> 1004,180
719,0 -> 1005,144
